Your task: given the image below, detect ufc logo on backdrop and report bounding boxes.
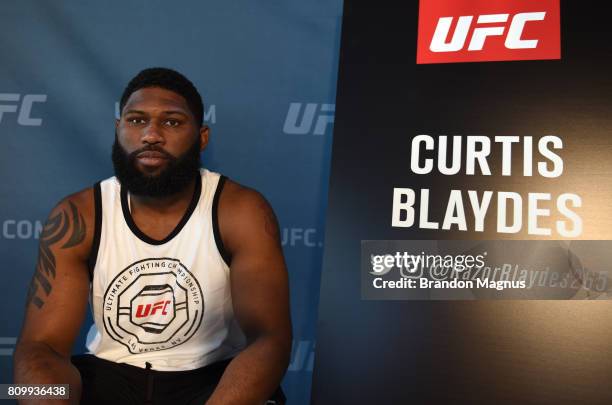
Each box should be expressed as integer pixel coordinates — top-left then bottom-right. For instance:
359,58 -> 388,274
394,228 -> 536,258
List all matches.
0,93 -> 47,126
283,103 -> 335,135
417,0 -> 560,64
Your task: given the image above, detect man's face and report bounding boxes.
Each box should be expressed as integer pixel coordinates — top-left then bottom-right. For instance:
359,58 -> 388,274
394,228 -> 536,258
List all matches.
112,87 -> 208,197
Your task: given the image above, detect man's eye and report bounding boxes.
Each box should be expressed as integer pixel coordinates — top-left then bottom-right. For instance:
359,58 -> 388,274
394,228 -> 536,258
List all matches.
127,117 -> 146,125
165,120 -> 180,127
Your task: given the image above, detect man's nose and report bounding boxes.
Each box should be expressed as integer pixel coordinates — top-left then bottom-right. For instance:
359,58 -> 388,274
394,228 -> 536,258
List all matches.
142,121 -> 164,144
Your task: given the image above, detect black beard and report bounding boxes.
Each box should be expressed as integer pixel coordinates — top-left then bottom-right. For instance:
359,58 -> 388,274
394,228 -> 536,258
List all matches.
112,135 -> 201,197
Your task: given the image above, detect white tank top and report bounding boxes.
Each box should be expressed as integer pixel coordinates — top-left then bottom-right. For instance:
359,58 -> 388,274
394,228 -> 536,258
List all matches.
85,168 -> 246,371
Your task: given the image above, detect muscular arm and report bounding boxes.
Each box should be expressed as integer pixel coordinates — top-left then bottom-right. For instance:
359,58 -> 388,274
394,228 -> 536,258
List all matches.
206,181 -> 292,405
13,191 -> 94,404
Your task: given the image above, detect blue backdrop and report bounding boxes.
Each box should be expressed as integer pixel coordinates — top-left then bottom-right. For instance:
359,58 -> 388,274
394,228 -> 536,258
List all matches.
0,2 -> 342,404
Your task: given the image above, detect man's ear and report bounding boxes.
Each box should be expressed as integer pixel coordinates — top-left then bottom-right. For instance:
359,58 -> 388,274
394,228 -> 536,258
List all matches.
199,125 -> 210,152
115,118 -> 120,129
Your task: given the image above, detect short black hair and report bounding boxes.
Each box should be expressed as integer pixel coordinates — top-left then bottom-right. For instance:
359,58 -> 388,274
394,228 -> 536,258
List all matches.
119,67 -> 204,125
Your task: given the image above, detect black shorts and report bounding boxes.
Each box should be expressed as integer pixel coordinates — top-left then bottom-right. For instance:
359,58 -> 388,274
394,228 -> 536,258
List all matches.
71,354 -> 285,405
71,354 -> 229,404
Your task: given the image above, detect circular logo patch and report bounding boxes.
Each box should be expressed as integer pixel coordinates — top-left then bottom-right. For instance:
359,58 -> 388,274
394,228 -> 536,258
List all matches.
102,258 -> 204,353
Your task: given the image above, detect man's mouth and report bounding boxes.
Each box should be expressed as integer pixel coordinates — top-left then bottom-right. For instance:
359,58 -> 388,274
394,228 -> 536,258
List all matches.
136,151 -> 169,167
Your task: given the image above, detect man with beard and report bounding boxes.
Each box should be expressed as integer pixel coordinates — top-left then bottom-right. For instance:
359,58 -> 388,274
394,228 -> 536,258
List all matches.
14,68 -> 291,404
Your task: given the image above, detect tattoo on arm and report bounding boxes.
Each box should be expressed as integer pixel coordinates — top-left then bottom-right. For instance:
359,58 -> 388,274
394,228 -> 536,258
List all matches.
258,199 -> 280,243
26,201 -> 86,309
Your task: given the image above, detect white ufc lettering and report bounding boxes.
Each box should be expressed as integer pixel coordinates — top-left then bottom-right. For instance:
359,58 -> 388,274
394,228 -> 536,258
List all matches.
283,103 -> 335,135
429,12 -> 546,52
0,94 -> 47,126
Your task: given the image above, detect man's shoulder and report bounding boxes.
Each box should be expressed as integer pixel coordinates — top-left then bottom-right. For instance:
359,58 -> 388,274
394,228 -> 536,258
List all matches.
57,175 -> 116,216
218,178 -> 280,251
57,186 -> 96,218
220,178 -> 270,213
44,185 -> 99,259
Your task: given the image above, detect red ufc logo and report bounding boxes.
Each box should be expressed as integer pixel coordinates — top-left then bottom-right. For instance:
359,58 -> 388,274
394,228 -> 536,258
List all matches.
135,300 -> 171,318
417,0 -> 560,64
